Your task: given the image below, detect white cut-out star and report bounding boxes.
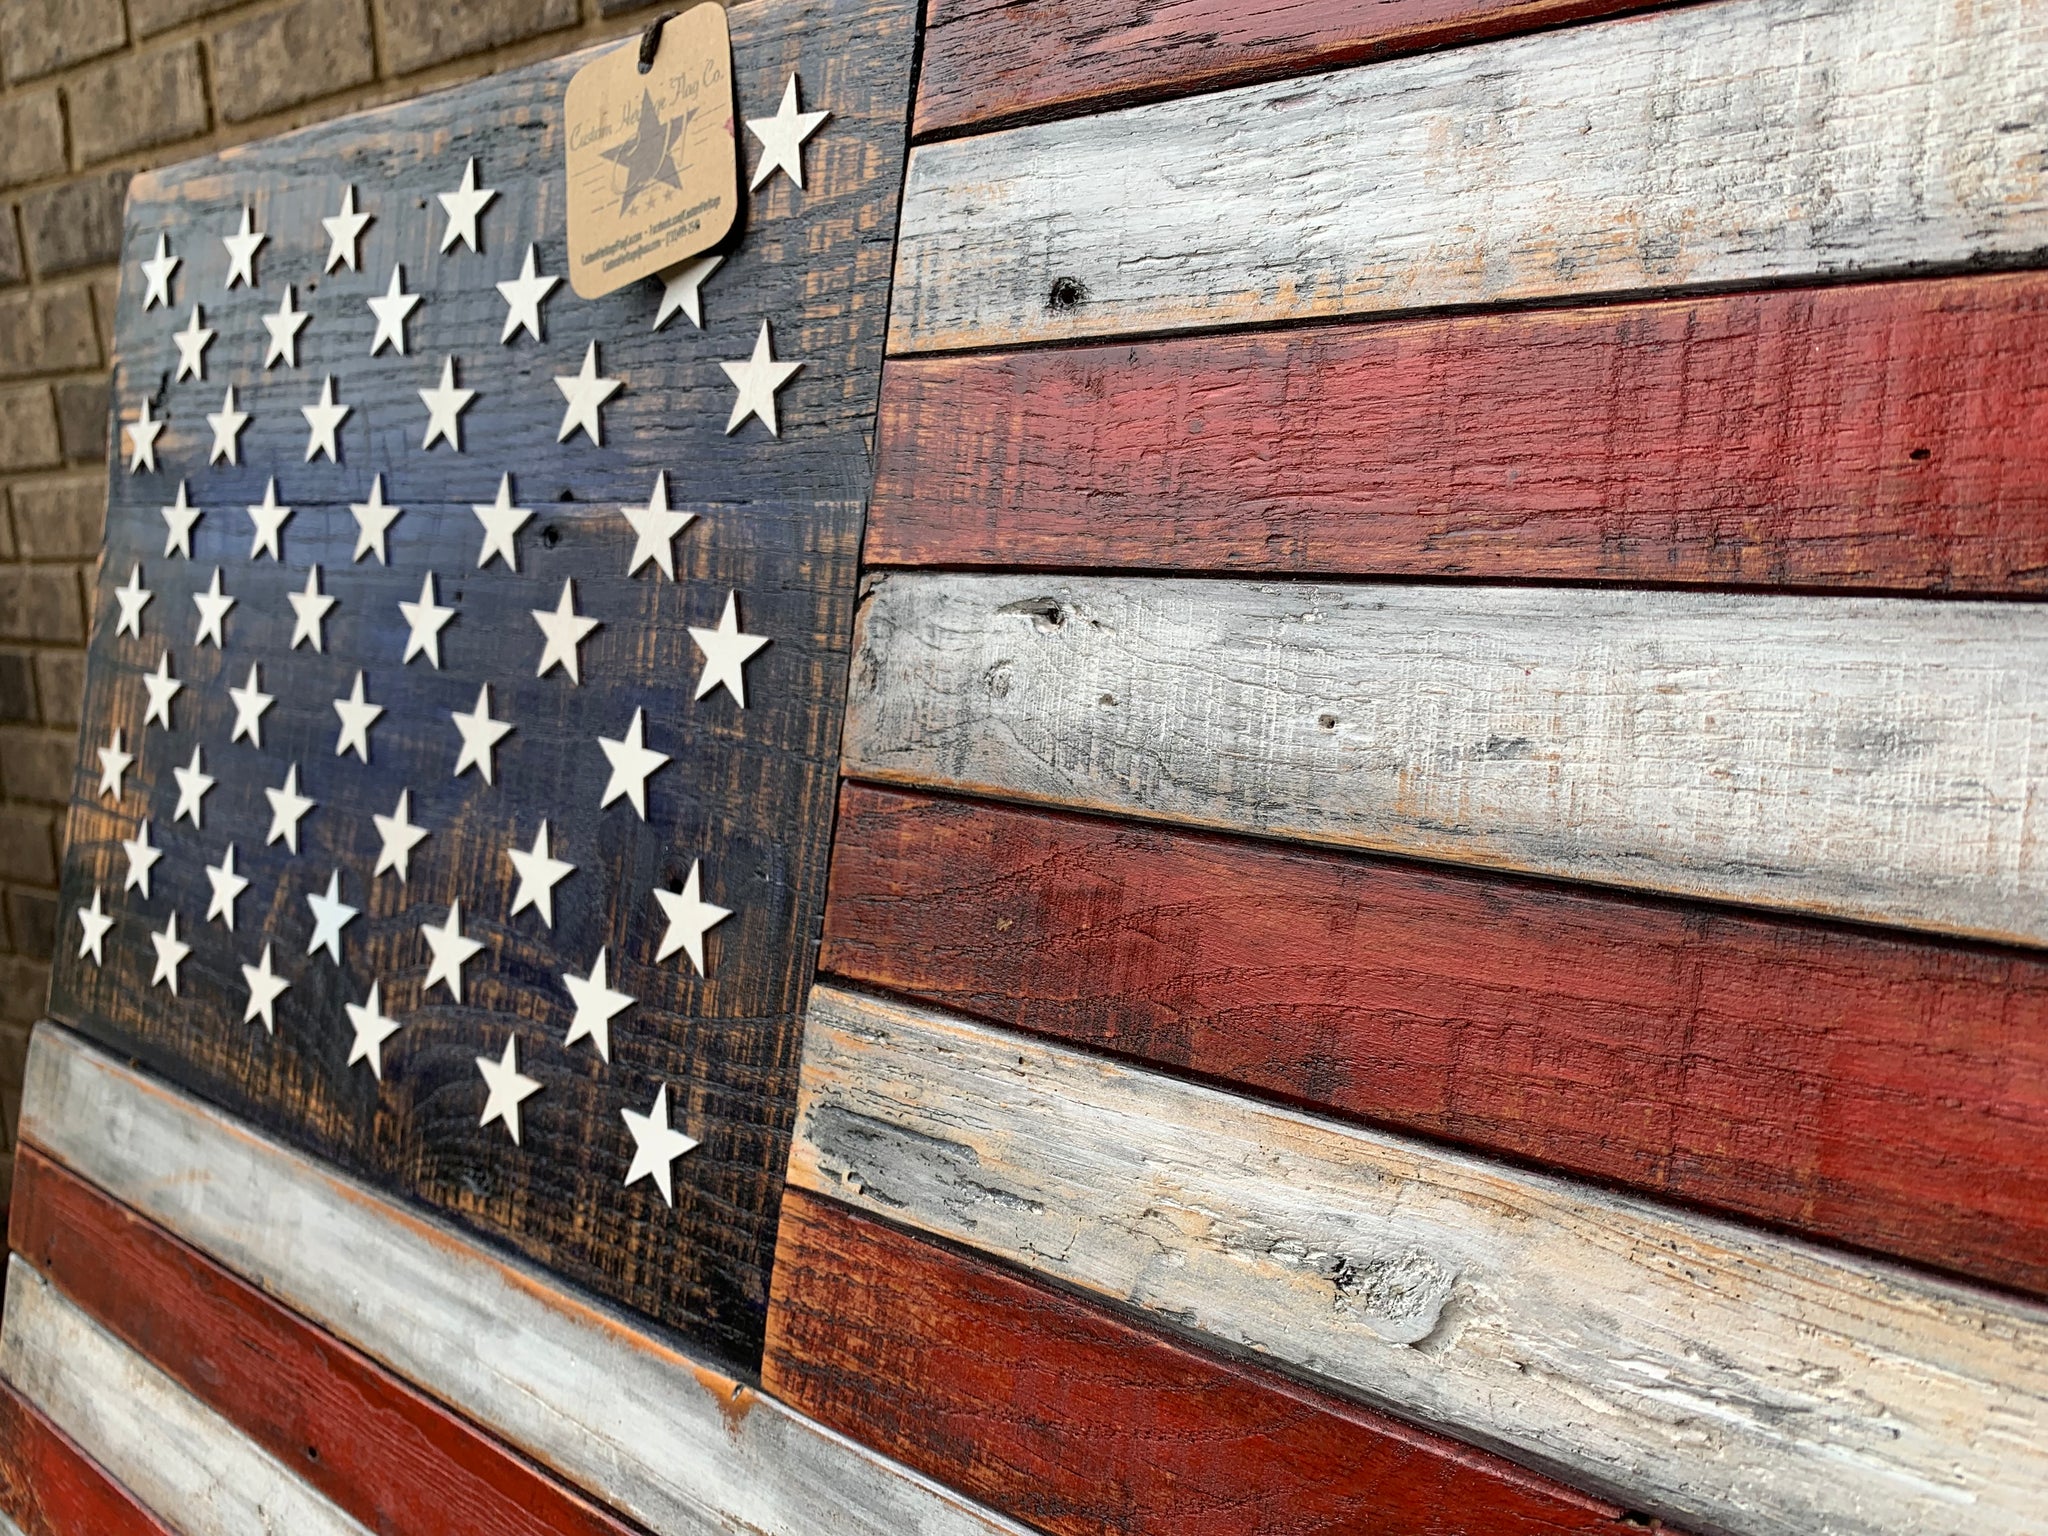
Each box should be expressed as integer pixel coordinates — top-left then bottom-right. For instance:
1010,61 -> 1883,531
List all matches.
171,744 -> 214,827
228,662 -> 273,746
720,320 -> 802,436
142,652 -> 182,731
368,265 -> 420,357
173,306 -> 214,381
246,477 -> 291,560
123,820 -> 163,897
97,730 -> 132,800
346,981 -> 402,1079
421,901 -> 484,1001
223,207 -> 266,288
301,375 -> 350,462
533,580 -> 598,683
653,253 -> 721,331
623,471 -> 694,580
207,386 -> 249,465
151,911 -> 191,994
262,285 -> 310,369
288,565 -> 335,651
350,475 -> 401,564
113,564 -> 151,638
438,159 -> 497,253
242,943 -> 289,1031
497,243 -> 559,343
598,707 -> 668,819
471,474 -> 530,570
653,860 -> 731,976
322,185 -> 371,273
507,821 -> 573,928
372,789 -> 428,881
476,1034 -> 539,1144
332,670 -> 382,762
622,1084 -> 699,1206
206,844 -> 249,930
399,573 -> 454,667
192,566 -> 234,647
161,482 -> 201,558
76,889 -> 112,966
141,233 -> 179,310
747,74 -> 829,192
562,947 -> 633,1063
419,356 -> 474,450
689,591 -> 770,706
305,869 -> 358,964
554,341 -> 621,445
451,684 -> 512,784
126,399 -> 163,474
265,764 -> 314,853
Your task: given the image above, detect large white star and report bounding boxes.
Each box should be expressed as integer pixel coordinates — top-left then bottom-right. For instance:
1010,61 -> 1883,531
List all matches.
689,591 -> 770,707
372,789 -> 428,881
206,386 -> 249,465
621,1084 -> 699,1206
222,207 -> 266,288
264,763 -> 314,853
322,185 -> 371,273
419,356 -> 474,450
506,821 -> 573,928
421,901 -> 484,1001
346,981 -> 402,1079
241,942 -> 289,1032
161,482 -> 201,558
622,471 -> 694,580
368,265 -> 420,357
228,662 -> 273,746
438,158 -> 497,253
142,652 -> 182,731
301,375 -> 350,462
246,477 -> 291,560
305,869 -> 358,964
652,860 -> 731,976
746,74 -> 829,192
151,912 -> 191,994
126,399 -> 163,474
399,573 -> 454,667
206,843 -> 248,929
171,744 -> 214,827
350,474 -> 401,564
471,474 -> 530,570
720,320 -> 802,436
533,579 -> 598,683
653,253 -> 721,331
562,947 -> 633,1062
262,284 -> 310,369
172,306 -> 214,381
76,888 -> 112,966
191,566 -> 233,648
450,684 -> 512,784
554,341 -> 621,445
122,820 -> 162,897
97,730 -> 131,800
332,670 -> 382,762
496,243 -> 559,343
141,232 -> 179,310
288,566 -> 335,651
113,564 -> 151,638
598,707 -> 669,819
476,1035 -> 540,1145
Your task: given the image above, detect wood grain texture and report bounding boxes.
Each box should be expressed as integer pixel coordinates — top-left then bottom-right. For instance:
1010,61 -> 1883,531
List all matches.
1,1258 -> 372,1536
786,985 -> 2048,1536
15,1022 -> 1033,1536
764,1188 -> 1652,1536
0,1382 -> 174,1536
844,572 -> 2048,946
868,273 -> 2048,591
7,1147 -> 644,1536
818,786 -> 2048,1296
888,0 -> 2048,352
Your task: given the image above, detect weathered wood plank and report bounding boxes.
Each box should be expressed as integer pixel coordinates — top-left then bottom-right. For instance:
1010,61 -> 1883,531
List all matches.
819,786 -> 2048,1296
764,1187 -> 1648,1536
15,1022 -> 1032,1536
786,985 -> 2048,1536
888,0 -> 2048,352
868,272 -> 2048,591
843,573 -> 2048,946
0,1381 -> 173,1536
7,1147 -> 643,1536
1,1258 -> 372,1536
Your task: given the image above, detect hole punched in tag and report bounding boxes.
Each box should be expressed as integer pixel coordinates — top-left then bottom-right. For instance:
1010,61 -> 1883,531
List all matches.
639,11 -> 681,72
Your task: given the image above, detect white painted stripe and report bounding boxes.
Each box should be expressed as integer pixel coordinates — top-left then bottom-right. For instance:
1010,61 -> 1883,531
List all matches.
887,0 -> 2048,352
15,1024 -> 1030,1536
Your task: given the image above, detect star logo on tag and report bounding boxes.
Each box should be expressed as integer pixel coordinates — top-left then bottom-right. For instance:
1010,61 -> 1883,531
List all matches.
603,91 -> 693,215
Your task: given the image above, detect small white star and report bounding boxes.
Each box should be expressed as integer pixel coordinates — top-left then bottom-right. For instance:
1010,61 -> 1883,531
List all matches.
141,233 -> 179,310
305,869 -> 358,964
207,386 -> 249,466
533,580 -> 598,683
322,185 -> 371,273
368,266 -> 420,357
476,1034 -> 540,1145
350,475 -> 401,564
689,592 -> 770,707
76,889 -> 112,966
264,764 -> 314,853
622,471 -> 694,580
172,306 -> 214,382
653,860 -> 731,976
497,243 -> 559,343
126,399 -> 163,474
419,356 -> 474,451
191,566 -> 234,648
450,684 -> 512,784
506,821 -> 573,928
653,253 -> 721,331
372,789 -> 428,881
399,573 -> 454,667
621,1084 -> 699,1206
346,982 -> 402,1079
554,341 -> 621,445
720,320 -> 802,436
561,947 -> 633,1062
438,158 -> 498,254
288,566 -> 335,651
206,844 -> 249,929
747,74 -> 829,192
222,207 -> 266,288
241,943 -> 289,1032
97,730 -> 132,800
228,662 -> 274,747
113,565 -> 152,638
598,707 -> 669,819
171,745 -> 214,827
421,901 -> 484,1001
142,652 -> 182,731
151,912 -> 191,994
262,285 -> 310,369
332,670 -> 382,762
471,474 -> 531,570
123,820 -> 163,897
161,482 -> 201,558
301,376 -> 350,462
246,478 -> 291,560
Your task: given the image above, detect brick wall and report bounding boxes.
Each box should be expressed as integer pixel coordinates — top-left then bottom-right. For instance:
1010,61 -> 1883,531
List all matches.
0,0 -> 673,1205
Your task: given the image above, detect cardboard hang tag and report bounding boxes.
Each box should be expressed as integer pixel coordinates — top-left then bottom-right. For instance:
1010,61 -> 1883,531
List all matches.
564,4 -> 738,300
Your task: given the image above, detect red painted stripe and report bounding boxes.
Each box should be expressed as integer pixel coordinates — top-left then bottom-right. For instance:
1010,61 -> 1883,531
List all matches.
0,1378 -> 172,1536
819,785 -> 2048,1297
868,273 -> 2048,593
6,1147 -> 645,1536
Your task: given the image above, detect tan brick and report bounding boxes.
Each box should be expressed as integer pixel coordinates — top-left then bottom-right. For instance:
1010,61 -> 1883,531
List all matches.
0,90 -> 65,192
69,41 -> 210,166
0,568 -> 83,643
212,0 -> 374,125
0,811 -> 54,887
0,208 -> 24,289
0,652 -> 31,723
0,728 -> 73,804
33,650 -> 82,727
5,889 -> 56,960
0,511 -> 12,561
130,0 -> 245,40
1,0 -> 125,85
0,956 -> 50,1025
0,287 -> 100,378
0,386 -> 60,471
599,0 -> 668,13
87,274 -> 115,354
9,479 -> 100,559
54,380 -> 106,463
376,0 -> 578,75
20,171 -> 130,278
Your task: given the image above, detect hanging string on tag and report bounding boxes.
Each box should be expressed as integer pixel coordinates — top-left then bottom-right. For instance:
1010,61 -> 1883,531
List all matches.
639,11 -> 681,72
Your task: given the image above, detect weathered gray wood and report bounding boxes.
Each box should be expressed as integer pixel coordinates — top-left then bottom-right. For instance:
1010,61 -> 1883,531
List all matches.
887,0 -> 2048,352
843,572 -> 2048,946
786,985 -> 2048,1536
15,1023 -> 1030,1536
1,1258 -> 371,1536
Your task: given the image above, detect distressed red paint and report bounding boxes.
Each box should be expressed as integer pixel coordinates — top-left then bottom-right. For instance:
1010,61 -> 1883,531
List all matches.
0,1380 -> 171,1536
